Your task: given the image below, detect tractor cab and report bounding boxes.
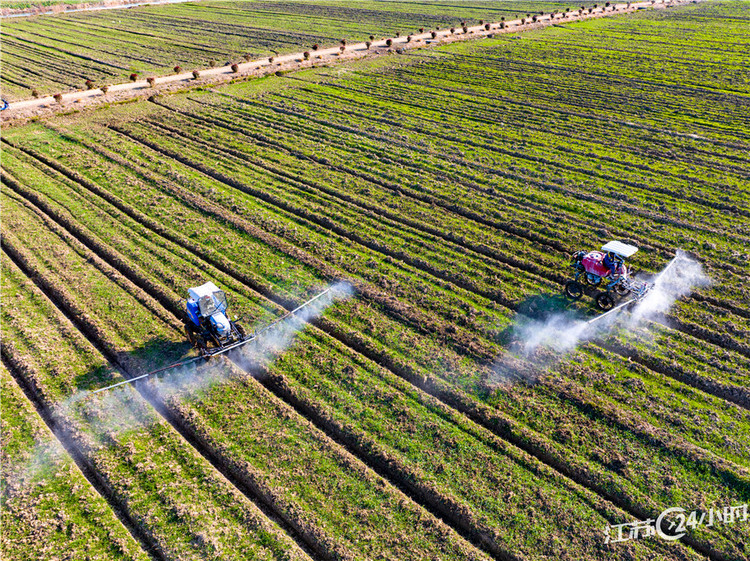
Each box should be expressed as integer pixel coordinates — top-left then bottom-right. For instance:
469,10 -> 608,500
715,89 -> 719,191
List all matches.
185,282 -> 246,355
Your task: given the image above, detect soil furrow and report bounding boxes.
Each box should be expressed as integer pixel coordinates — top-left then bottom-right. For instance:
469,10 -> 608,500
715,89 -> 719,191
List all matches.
277,83 -> 750,219
4,125 -> 734,560
143,113 -> 567,285
103,123 -> 750,406
108,123 -> 523,310
7,152 -> 715,559
252,364 -> 520,561
0,350 -> 166,561
10,127 -> 746,420
0,235 -> 331,561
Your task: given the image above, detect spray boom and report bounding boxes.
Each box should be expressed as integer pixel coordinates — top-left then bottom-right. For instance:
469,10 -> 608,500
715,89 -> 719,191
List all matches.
90,287 -> 337,396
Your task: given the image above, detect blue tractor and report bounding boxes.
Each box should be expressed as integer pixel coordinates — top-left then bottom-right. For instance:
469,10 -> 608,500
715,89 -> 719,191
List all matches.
184,282 -> 247,356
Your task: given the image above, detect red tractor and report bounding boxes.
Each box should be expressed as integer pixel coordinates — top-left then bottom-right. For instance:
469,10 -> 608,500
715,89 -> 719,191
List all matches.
564,241 -> 650,310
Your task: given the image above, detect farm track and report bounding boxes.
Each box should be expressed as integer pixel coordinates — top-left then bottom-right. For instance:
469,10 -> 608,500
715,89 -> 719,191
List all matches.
1,1 -> 676,110
0,232 -> 332,561
0,352 -> 165,561
1,146 -> 742,561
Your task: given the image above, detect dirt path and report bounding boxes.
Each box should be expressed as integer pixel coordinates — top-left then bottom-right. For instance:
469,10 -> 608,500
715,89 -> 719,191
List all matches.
1,0 -> 682,124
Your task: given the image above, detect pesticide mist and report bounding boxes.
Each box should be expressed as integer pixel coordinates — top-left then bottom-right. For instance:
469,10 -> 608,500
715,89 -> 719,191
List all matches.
15,282 -> 353,480
494,251 -> 710,384
147,281 -> 354,398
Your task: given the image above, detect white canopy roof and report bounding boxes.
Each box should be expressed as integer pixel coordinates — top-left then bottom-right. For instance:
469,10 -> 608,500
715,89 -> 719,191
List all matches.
188,281 -> 222,302
601,241 -> 639,258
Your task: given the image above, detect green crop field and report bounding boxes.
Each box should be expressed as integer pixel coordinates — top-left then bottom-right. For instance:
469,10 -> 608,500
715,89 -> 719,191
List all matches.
2,0 -> 749,560
2,0 -> 593,101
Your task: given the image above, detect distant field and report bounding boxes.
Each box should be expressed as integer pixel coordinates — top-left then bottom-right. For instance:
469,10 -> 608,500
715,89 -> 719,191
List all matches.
2,0 -> 590,100
1,0 -> 107,11
0,0 -> 188,12
2,1 -> 750,560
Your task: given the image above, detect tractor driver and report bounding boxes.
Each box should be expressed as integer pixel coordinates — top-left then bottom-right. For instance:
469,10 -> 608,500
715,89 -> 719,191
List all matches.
603,251 -> 622,277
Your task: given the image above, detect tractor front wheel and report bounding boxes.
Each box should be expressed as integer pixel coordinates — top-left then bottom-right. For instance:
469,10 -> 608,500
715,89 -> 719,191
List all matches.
596,292 -> 615,311
564,280 -> 583,300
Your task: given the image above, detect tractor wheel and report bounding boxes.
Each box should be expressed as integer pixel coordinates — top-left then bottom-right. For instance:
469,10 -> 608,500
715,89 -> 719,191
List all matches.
196,335 -> 209,354
234,322 -> 247,339
185,323 -> 199,346
585,273 -> 602,287
614,283 -> 630,297
596,292 -> 615,311
186,323 -> 209,353
564,280 -> 583,300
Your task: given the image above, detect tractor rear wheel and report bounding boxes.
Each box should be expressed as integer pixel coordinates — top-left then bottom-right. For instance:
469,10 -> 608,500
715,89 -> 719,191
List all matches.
614,283 -> 630,296
596,292 -> 615,311
185,323 -> 199,346
233,321 -> 247,340
564,280 -> 583,300
186,323 -> 208,353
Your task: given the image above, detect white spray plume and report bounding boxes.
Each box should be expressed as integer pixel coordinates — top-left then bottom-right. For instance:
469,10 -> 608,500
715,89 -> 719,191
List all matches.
14,282 -> 354,478
10,437 -> 66,484
493,251 -> 709,384
629,250 -> 710,324
10,385 -> 155,484
228,281 -> 354,375
515,314 -> 587,356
